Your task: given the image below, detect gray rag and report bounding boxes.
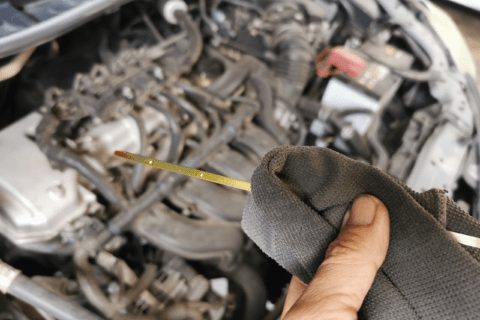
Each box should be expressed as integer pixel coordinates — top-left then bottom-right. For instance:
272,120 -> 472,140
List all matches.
241,146 -> 480,319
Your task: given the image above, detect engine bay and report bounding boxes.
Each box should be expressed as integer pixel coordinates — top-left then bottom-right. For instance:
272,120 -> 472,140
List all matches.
0,0 -> 479,319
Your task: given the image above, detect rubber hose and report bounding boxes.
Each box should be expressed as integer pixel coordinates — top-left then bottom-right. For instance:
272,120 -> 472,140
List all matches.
175,10 -> 203,74
35,115 -> 127,209
160,92 -> 208,139
174,81 -> 232,110
248,71 -> 290,145
205,105 -> 222,137
74,249 -> 118,318
8,274 -> 105,320
115,264 -> 158,310
200,0 -> 218,33
207,55 -> 261,99
272,22 -> 314,106
76,252 -> 159,318
391,68 -> 442,82
366,112 -> 389,171
227,263 -> 268,320
144,100 -> 184,164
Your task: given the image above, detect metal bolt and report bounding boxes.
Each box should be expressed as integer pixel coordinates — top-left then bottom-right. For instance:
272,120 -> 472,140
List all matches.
213,11 -> 226,24
153,67 -> 164,81
340,127 -> 354,140
48,184 -> 66,200
121,86 -> 134,100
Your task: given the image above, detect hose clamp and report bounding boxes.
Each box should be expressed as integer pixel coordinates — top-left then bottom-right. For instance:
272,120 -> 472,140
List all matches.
0,260 -> 21,294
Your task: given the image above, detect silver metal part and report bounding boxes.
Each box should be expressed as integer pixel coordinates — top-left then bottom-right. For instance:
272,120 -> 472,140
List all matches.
0,113 -> 97,246
321,78 -> 379,135
0,260 -> 21,294
83,117 -> 142,155
81,104 -> 167,155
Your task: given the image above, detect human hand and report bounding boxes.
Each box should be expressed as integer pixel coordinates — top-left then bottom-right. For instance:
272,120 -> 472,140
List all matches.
281,195 -> 390,320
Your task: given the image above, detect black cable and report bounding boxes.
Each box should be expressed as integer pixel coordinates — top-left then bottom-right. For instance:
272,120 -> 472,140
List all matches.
205,105 -> 221,137
173,81 -> 232,110
248,71 -> 290,145
143,100 -> 184,164
207,55 -> 260,99
159,92 -> 208,139
174,10 -> 203,74
135,2 -> 164,43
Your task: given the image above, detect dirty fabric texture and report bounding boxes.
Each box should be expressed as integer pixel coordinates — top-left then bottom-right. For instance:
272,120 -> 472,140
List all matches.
241,146 -> 480,319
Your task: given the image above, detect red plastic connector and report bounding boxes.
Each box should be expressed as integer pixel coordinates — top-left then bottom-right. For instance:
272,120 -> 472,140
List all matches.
316,47 -> 367,78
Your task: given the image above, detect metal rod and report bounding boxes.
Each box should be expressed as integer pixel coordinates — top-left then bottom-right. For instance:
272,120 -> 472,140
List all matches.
114,150 -> 251,191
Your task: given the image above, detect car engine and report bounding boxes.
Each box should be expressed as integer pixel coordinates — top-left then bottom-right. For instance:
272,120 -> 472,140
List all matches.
0,0 -> 479,319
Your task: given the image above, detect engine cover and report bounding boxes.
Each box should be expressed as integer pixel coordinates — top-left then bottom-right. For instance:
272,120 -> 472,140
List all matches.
0,112 -> 96,245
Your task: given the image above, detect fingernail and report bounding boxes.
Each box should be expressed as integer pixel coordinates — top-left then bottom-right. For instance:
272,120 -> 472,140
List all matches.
349,195 -> 378,225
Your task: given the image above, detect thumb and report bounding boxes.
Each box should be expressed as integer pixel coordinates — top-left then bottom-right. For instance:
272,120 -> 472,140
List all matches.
282,195 -> 390,320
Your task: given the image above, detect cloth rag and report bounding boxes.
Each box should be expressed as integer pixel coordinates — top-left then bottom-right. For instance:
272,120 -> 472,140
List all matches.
241,146 -> 480,319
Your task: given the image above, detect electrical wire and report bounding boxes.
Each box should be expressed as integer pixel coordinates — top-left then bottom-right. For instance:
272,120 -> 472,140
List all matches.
0,47 -> 36,82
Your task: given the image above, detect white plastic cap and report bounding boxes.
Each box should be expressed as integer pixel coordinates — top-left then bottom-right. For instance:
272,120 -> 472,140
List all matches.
163,0 -> 188,25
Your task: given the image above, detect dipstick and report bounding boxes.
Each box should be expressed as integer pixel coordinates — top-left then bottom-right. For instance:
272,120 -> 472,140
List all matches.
114,151 -> 251,191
